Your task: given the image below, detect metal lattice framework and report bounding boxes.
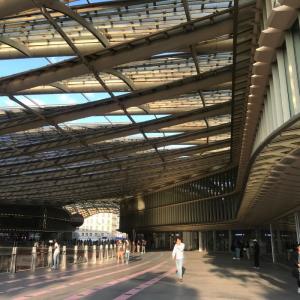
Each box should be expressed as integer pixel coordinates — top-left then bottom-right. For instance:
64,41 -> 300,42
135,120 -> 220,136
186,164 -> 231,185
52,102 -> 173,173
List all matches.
0,0 -> 257,215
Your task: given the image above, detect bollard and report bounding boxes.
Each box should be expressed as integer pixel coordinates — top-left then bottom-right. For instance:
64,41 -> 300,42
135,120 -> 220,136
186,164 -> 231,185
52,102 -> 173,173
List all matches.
10,247 -> 17,273
92,245 -> 97,264
31,246 -> 37,272
112,244 -> 116,259
74,245 -> 78,264
84,245 -> 89,263
61,246 -> 67,269
110,244 -> 113,259
105,244 -> 109,261
48,246 -> 53,268
99,245 -> 104,263
108,244 -> 111,259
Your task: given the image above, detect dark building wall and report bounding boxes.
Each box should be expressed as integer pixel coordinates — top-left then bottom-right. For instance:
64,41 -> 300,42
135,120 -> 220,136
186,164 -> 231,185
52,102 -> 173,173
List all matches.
0,205 -> 81,232
120,168 -> 239,232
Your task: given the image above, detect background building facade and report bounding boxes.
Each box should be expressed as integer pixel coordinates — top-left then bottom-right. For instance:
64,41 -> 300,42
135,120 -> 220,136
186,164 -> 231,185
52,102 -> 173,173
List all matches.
73,213 -> 124,241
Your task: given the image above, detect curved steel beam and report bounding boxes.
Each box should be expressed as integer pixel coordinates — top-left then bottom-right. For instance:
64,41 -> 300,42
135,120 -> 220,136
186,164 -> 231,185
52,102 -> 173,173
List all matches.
0,36 -> 31,57
0,0 -> 109,48
0,0 -> 34,18
0,7 -> 246,94
0,123 -> 230,179
40,0 -> 109,48
105,69 -> 136,91
0,124 -> 230,176
17,82 -> 231,95
0,66 -> 232,135
0,39 -> 233,59
0,150 -> 230,187
49,82 -> 70,93
0,144 -> 230,194
0,101 -> 231,159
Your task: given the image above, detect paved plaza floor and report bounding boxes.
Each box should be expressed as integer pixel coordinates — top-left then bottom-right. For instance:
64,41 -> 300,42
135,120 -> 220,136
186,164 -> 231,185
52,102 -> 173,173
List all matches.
0,251 -> 298,300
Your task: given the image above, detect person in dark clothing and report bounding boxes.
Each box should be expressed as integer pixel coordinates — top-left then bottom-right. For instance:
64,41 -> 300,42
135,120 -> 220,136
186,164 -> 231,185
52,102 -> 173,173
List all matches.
292,243 -> 300,294
253,239 -> 260,269
244,240 -> 250,260
233,238 -> 241,260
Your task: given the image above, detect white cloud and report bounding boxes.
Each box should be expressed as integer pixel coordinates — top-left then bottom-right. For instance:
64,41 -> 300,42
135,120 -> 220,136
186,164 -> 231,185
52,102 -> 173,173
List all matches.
28,97 -> 45,106
48,57 -> 59,64
58,94 -> 77,105
4,99 -> 13,106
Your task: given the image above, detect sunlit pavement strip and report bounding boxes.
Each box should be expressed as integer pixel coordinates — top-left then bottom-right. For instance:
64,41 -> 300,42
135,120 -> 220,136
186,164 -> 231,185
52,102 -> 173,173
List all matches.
0,264 -> 107,286
5,287 -> 25,293
0,254 -> 147,286
64,262 -> 167,300
11,254 -> 163,300
113,268 -> 175,300
11,262 -> 150,300
0,252 -> 155,288
1,261 -> 146,292
26,259 -> 151,288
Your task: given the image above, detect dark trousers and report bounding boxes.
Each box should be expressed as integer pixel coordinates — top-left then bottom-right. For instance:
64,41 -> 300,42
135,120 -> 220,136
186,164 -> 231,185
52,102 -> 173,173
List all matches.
254,254 -> 259,267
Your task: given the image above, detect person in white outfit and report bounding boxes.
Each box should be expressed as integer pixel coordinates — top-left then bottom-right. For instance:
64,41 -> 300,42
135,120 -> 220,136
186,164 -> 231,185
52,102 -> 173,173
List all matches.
52,240 -> 60,269
172,237 -> 185,282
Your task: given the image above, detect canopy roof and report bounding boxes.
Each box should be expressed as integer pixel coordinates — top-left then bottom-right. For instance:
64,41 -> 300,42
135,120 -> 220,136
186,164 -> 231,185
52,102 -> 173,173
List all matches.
0,0 -> 257,215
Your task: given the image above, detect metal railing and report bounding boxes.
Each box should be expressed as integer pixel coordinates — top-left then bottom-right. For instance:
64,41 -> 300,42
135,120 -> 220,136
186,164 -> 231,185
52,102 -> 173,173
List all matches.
0,243 -> 118,274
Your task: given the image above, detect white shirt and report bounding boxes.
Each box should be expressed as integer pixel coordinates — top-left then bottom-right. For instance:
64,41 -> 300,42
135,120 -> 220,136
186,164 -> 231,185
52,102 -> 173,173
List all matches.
172,242 -> 185,260
54,242 -> 60,254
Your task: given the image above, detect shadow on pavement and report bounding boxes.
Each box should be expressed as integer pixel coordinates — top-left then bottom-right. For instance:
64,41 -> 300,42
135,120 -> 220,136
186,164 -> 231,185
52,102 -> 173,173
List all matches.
203,252 -> 299,300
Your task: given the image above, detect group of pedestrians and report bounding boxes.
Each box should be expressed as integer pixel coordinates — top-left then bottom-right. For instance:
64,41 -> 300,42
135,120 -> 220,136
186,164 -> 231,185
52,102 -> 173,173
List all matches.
116,239 -> 147,264
231,238 -> 260,268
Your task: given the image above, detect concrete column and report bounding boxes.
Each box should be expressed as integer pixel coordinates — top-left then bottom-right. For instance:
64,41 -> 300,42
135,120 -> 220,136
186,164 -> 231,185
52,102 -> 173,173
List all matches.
161,233 -> 166,249
213,231 -> 217,252
183,232 -> 193,250
228,230 -> 232,253
202,232 -> 207,252
276,230 -> 282,256
10,247 -> 17,273
270,224 -> 276,263
198,232 -> 203,252
31,246 -> 37,271
295,212 -> 300,243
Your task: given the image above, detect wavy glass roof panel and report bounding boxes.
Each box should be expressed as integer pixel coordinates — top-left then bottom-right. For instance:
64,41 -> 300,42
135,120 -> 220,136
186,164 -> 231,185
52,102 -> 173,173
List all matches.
0,0 -> 257,214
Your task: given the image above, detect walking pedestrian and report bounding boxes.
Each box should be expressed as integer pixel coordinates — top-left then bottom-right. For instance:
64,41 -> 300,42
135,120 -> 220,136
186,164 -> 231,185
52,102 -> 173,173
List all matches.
172,237 -> 185,282
125,240 -> 131,264
253,239 -> 260,269
292,243 -> 300,294
233,238 -> 241,260
117,240 -> 124,264
132,241 -> 136,254
244,240 -> 250,260
52,240 -> 60,269
142,239 -> 146,254
137,240 -> 141,255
